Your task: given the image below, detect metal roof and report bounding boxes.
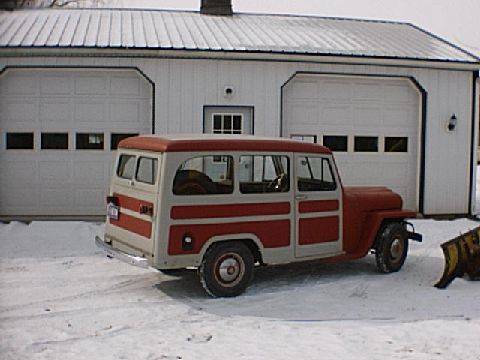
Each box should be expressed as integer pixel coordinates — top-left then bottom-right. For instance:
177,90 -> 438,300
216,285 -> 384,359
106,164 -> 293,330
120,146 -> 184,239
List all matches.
0,8 -> 478,64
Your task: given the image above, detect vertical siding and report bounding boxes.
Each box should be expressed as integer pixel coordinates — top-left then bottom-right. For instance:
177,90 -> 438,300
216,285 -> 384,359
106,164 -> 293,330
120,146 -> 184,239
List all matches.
0,55 -> 474,215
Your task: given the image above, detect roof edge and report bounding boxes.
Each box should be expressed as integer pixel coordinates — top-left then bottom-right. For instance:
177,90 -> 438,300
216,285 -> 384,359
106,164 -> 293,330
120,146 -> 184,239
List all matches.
1,47 -> 478,71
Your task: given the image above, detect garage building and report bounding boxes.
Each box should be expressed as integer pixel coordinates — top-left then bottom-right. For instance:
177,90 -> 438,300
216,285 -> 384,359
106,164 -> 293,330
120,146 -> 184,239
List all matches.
0,1 -> 479,218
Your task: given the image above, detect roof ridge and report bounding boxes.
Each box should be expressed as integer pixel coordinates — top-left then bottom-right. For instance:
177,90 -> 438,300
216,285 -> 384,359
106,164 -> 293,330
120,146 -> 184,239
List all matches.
6,7 -> 413,26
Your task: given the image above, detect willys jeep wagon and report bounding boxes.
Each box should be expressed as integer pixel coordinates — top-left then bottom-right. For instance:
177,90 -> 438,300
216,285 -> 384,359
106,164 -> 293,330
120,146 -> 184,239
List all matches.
96,135 -> 421,297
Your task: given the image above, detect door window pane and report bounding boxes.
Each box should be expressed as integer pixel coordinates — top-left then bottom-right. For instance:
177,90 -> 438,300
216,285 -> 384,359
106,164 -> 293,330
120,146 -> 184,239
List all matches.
41,133 -> 68,150
76,133 -> 104,150
212,113 -> 243,134
136,157 -> 158,185
323,135 -> 348,152
6,132 -> 34,150
354,136 -> 378,152
297,157 -> 336,192
173,156 -> 233,195
385,137 -> 408,152
111,133 -> 139,150
239,155 -> 290,194
117,154 -> 136,180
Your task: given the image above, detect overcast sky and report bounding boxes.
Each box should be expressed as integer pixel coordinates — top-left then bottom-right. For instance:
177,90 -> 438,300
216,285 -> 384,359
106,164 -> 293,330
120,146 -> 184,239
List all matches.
120,0 -> 480,57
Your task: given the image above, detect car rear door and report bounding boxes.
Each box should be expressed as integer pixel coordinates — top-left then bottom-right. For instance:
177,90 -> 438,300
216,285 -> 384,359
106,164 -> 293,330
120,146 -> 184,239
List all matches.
106,151 -> 160,258
294,154 -> 343,258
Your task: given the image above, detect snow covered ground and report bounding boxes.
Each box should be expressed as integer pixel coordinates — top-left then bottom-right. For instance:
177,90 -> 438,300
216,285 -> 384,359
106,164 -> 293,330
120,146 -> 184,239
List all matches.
1,218 -> 479,360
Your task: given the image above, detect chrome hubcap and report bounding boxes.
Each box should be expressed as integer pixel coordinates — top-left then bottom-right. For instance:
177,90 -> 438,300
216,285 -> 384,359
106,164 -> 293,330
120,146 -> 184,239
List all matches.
215,253 -> 245,287
390,238 -> 403,260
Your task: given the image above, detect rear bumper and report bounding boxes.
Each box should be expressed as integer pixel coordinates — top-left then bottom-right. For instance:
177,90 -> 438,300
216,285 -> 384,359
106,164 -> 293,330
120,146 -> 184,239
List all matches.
95,235 -> 149,269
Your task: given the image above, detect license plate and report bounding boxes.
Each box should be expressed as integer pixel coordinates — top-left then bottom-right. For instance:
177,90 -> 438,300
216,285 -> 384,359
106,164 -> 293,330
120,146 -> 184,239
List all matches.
107,202 -> 119,220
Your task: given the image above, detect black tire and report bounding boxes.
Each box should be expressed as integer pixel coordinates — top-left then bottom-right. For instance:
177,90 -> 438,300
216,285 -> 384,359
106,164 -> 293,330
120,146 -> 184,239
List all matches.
199,242 -> 254,297
375,222 -> 409,273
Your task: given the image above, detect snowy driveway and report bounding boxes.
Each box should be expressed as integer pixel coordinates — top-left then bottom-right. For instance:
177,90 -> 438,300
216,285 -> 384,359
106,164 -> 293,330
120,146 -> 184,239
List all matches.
1,219 -> 480,360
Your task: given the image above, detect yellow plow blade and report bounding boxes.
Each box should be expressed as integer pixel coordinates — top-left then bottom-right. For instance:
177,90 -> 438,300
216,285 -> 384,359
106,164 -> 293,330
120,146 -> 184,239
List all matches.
435,226 -> 480,289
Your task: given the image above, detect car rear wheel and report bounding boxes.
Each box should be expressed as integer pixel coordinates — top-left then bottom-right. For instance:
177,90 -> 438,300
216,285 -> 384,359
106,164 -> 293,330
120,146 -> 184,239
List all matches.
199,242 -> 254,297
375,222 -> 409,273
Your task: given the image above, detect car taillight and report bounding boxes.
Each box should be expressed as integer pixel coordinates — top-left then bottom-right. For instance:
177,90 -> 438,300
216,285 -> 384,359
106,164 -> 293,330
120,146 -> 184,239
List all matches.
106,196 -> 119,206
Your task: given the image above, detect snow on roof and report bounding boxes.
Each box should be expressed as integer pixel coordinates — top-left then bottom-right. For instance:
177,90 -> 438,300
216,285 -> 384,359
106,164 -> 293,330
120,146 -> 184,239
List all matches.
0,8 -> 478,64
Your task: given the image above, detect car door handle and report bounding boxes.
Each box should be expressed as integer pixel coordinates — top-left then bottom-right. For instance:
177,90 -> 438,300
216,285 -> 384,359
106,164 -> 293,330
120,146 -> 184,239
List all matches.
295,194 -> 307,200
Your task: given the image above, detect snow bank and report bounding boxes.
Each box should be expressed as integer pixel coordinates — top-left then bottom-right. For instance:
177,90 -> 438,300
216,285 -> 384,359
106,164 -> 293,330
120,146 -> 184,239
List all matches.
1,219 -> 479,360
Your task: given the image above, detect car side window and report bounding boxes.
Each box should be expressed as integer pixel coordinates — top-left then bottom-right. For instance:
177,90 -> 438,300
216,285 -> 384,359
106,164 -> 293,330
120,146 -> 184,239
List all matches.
297,156 -> 336,192
173,156 -> 233,195
239,155 -> 290,194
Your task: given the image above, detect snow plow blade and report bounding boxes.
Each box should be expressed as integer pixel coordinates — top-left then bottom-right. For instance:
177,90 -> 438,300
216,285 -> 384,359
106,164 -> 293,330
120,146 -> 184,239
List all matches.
434,226 -> 480,289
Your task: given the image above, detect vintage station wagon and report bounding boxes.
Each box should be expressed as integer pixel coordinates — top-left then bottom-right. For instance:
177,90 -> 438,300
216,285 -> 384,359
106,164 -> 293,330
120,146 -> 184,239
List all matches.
96,135 -> 421,297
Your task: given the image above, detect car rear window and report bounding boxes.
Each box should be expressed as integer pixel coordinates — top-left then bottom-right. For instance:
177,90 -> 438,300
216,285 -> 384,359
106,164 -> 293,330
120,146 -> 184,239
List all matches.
136,157 -> 158,185
117,154 -> 136,180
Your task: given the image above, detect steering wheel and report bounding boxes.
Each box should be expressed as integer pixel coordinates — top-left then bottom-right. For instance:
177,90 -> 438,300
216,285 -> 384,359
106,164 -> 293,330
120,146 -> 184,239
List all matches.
267,173 -> 286,191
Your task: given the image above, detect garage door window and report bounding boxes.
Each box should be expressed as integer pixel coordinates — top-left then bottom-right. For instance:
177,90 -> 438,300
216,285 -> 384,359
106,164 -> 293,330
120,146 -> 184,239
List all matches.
323,136 -> 348,152
385,137 -> 408,153
212,114 -> 242,134
41,133 -> 68,150
354,136 -> 378,152
6,132 -> 34,150
76,133 -> 104,150
111,133 -> 139,150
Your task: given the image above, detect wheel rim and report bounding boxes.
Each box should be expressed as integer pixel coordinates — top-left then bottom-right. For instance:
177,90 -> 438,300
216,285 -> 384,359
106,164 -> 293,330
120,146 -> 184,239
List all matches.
214,252 -> 245,288
389,237 -> 404,262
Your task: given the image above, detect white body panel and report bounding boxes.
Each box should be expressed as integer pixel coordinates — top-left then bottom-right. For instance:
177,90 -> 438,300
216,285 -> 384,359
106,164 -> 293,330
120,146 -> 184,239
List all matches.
0,56 -> 475,216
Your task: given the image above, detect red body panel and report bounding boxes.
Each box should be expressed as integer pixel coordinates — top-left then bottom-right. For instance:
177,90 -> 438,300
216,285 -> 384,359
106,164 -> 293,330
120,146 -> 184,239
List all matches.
168,220 -> 291,255
110,213 -> 152,238
171,202 -> 290,220
299,200 -> 339,213
299,216 -> 339,245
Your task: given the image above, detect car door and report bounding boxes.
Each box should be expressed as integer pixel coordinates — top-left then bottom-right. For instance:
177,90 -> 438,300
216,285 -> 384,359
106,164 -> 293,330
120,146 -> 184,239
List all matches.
106,151 -> 161,259
294,154 -> 343,258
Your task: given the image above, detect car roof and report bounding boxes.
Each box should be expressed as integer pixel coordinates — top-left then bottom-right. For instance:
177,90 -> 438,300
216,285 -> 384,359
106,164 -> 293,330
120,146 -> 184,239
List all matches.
118,134 -> 332,155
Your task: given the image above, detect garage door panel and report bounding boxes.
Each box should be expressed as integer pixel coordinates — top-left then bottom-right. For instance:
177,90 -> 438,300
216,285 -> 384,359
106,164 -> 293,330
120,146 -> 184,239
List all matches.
74,76 -> 107,95
110,76 -> 141,96
4,100 -> 37,123
110,101 -> 141,123
40,100 -> 71,123
0,68 -> 152,217
74,189 -> 105,208
1,188 -> 38,208
5,74 -> 37,95
353,107 -> 382,128
289,80 -> 318,100
73,161 -> 107,184
74,101 -> 106,123
1,161 -> 37,185
318,81 -> 351,100
38,161 -> 70,183
284,75 -> 419,210
324,106 -> 352,126
40,189 -> 73,207
40,75 -> 71,95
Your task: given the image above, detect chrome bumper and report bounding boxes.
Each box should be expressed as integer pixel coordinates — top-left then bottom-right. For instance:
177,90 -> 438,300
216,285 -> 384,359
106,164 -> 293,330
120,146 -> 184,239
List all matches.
95,235 -> 149,269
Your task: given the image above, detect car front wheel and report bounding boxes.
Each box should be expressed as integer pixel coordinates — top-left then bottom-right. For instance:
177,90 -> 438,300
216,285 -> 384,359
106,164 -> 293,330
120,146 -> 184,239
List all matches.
375,222 -> 409,273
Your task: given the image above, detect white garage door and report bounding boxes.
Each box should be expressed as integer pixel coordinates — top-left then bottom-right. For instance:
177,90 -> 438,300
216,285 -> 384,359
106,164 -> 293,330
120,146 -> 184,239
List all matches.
283,74 -> 420,210
0,68 -> 152,217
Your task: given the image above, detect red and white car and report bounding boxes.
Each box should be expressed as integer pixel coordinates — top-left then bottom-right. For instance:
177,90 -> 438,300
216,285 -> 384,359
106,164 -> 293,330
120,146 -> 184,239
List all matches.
96,135 -> 421,297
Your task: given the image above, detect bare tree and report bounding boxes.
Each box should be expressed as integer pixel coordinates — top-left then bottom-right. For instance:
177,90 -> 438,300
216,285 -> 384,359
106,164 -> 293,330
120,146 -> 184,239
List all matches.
0,0 -> 108,9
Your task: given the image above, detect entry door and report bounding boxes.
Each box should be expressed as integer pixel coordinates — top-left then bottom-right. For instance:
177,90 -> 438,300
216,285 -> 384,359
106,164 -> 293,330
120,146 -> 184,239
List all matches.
294,154 -> 343,258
